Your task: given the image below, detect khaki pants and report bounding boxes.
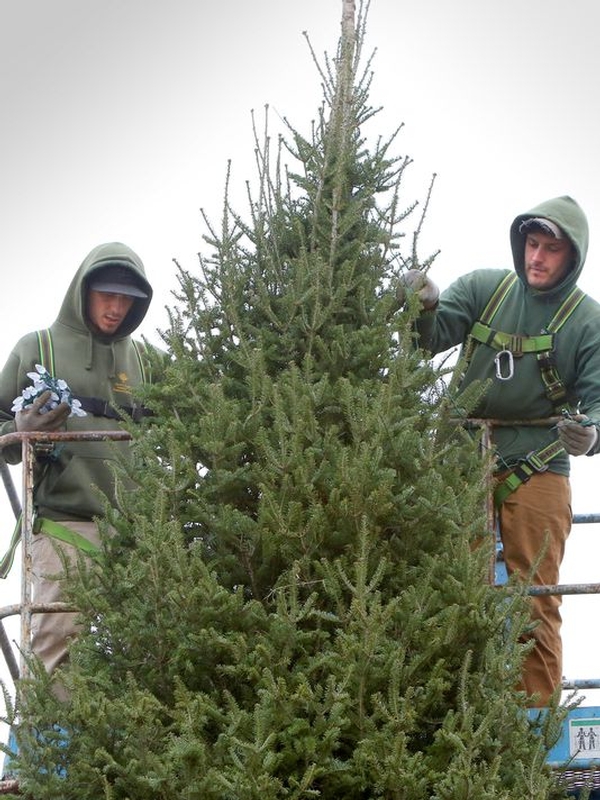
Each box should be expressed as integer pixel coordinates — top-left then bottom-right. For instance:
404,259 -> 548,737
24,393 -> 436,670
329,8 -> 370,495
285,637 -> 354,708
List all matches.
31,520 -> 101,697
497,471 -> 572,706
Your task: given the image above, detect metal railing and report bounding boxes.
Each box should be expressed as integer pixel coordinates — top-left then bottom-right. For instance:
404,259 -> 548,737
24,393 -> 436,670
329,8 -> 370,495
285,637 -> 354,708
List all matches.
2,421 -> 599,682
0,430 -> 131,682
472,417 -> 600,692
1,421 -> 600,792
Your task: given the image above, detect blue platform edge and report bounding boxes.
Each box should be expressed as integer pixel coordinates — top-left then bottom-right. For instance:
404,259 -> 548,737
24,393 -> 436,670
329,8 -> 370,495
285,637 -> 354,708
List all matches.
497,535 -> 600,773
529,705 -> 600,769
1,726 -> 18,780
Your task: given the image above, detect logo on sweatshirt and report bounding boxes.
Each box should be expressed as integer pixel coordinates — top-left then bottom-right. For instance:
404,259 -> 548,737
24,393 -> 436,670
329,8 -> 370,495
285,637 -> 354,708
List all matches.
113,372 -> 132,395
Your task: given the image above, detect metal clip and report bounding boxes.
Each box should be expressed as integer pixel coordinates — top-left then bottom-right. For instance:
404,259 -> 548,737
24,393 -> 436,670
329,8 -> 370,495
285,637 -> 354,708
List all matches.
494,349 -> 514,381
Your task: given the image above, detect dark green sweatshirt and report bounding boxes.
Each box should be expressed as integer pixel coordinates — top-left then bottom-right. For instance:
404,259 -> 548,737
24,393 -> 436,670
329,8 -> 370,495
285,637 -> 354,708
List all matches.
415,196 -> 600,475
0,242 -> 153,519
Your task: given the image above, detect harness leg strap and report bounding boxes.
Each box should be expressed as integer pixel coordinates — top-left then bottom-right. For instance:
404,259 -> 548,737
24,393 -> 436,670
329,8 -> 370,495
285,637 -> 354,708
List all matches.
34,518 -> 100,558
494,440 -> 566,507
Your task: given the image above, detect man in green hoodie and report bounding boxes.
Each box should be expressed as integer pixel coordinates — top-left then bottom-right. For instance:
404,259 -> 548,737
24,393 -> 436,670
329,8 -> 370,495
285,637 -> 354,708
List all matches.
400,196 -> 600,707
0,242 -> 154,697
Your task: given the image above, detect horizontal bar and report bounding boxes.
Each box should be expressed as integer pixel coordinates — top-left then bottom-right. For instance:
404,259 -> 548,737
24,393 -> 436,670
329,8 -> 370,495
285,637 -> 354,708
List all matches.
453,416 -> 561,428
0,620 -> 19,682
0,602 -> 76,621
528,583 -> 600,596
0,430 -> 132,450
562,679 -> 600,690
496,583 -> 600,596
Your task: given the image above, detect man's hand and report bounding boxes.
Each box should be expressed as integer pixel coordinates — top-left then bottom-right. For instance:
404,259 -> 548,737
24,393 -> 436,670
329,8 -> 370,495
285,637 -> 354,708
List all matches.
557,414 -> 599,456
15,391 -> 71,433
397,269 -> 440,311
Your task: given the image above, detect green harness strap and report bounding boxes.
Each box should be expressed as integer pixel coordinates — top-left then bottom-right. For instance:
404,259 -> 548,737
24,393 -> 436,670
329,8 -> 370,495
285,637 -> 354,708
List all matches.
39,328 -> 149,384
480,272 -> 518,322
34,331 -> 150,553
0,329 -> 149,575
536,287 -> 586,408
1,517 -> 100,576
465,276 -> 587,506
468,280 -> 585,413
132,339 -> 148,384
0,332 -> 56,578
463,273 -> 517,365
469,323 -> 554,355
36,328 -> 55,376
34,517 -> 100,558
493,440 -> 566,508
0,514 -> 22,579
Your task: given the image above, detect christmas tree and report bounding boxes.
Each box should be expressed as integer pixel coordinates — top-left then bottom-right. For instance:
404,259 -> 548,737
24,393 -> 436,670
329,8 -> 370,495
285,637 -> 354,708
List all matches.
8,2 -> 573,797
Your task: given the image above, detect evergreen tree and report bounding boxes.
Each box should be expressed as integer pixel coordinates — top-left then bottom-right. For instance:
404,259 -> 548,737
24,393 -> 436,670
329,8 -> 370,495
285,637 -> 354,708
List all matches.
9,2 -> 576,797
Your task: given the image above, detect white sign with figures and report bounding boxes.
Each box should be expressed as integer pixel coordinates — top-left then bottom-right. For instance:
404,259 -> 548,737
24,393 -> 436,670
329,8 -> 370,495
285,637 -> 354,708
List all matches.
570,719 -> 600,759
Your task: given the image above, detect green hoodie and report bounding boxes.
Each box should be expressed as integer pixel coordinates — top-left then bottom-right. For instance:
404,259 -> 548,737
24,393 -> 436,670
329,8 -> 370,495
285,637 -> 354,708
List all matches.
415,196 -> 600,475
0,242 -> 153,520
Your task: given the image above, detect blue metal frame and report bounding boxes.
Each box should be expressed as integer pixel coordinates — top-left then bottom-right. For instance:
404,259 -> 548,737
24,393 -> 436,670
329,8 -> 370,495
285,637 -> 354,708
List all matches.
497,512 -> 600,794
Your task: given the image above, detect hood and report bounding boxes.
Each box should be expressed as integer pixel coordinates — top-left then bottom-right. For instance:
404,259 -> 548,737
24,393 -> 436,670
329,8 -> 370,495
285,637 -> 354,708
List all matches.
510,195 -> 588,297
56,242 -> 153,339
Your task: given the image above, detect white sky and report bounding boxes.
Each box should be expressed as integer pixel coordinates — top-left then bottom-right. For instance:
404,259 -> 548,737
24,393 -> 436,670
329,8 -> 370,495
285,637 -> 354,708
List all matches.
2,0 -> 600,738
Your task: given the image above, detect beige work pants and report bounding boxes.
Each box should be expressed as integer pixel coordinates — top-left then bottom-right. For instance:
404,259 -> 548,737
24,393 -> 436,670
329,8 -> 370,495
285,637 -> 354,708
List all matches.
497,470 -> 572,707
31,520 -> 101,698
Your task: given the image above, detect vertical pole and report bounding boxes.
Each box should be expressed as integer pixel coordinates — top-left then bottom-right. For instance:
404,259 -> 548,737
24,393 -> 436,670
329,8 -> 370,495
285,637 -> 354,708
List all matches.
0,622 -> 19,682
0,455 -> 22,520
481,422 -> 497,584
19,437 -> 35,679
0,454 -> 22,682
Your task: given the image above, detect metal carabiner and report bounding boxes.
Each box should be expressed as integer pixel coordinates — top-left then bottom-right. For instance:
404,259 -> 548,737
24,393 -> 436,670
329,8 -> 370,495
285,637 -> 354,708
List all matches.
494,349 -> 514,381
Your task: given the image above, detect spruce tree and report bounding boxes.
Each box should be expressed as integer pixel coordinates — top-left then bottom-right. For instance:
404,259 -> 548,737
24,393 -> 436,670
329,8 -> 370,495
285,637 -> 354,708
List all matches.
9,2 -> 576,798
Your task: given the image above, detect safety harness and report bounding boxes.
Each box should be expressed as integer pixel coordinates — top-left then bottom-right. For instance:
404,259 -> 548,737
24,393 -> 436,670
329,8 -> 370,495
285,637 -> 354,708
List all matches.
464,273 -> 586,507
36,329 -> 152,422
0,331 -> 151,576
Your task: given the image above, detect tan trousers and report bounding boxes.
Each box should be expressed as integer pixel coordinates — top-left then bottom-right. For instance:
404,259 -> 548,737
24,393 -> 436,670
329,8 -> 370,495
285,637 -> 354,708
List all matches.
497,471 -> 572,706
31,520 -> 101,696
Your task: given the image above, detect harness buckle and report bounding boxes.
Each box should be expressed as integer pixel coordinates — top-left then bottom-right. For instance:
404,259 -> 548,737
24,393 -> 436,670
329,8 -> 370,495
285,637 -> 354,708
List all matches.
509,335 -> 524,356
523,450 -> 549,473
494,349 -> 514,381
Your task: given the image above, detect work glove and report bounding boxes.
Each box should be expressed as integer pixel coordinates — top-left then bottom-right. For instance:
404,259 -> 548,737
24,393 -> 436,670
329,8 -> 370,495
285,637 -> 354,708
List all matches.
556,414 -> 599,456
397,269 -> 440,311
15,390 -> 71,433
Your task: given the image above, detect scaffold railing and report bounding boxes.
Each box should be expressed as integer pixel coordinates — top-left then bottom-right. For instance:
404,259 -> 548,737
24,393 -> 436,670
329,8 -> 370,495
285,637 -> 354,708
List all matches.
2,422 -> 600,796
0,430 -> 131,684
470,417 -> 600,796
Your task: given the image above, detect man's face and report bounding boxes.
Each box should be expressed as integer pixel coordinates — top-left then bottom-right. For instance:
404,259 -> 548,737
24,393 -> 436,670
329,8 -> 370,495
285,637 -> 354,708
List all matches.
87,289 -> 134,334
524,231 -> 574,290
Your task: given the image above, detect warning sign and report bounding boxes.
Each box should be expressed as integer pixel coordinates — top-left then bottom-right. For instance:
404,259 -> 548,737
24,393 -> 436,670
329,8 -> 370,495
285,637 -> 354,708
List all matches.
570,719 -> 600,759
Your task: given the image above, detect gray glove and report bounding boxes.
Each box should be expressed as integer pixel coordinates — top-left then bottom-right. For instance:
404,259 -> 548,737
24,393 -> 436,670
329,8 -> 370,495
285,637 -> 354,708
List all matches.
15,391 -> 71,433
557,414 -> 599,456
397,269 -> 440,311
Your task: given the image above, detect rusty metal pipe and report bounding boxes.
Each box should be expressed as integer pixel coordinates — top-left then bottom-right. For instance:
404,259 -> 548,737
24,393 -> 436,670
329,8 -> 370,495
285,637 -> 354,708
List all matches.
457,416 -> 561,428
562,679 -> 600,690
0,430 -> 131,447
0,430 -> 132,681
0,455 -> 21,520
0,618 -> 18,683
0,455 -> 22,684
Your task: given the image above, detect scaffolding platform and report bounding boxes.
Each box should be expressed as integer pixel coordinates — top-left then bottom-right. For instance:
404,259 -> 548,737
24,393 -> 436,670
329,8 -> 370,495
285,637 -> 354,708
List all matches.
497,509 -> 600,797
2,425 -> 600,794
529,704 -> 600,797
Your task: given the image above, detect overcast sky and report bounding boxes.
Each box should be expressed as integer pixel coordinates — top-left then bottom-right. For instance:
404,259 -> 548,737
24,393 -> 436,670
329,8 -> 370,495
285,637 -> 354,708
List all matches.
2,0 -> 600,733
